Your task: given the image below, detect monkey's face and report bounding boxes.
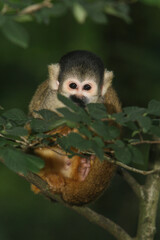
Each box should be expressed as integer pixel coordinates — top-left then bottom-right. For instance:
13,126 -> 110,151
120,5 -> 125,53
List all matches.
59,77 -> 100,107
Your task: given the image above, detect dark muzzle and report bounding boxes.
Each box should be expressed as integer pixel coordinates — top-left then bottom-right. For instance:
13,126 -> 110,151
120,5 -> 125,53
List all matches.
70,95 -> 86,108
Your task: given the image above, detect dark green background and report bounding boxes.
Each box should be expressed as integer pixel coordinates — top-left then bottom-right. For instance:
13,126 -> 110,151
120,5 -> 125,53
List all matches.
0,2 -> 160,240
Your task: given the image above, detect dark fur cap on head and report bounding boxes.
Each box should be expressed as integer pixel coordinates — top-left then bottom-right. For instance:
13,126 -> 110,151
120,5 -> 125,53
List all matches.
59,50 -> 105,85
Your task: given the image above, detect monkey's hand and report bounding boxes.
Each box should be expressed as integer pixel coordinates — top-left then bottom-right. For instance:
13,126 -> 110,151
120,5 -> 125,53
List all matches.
77,155 -> 95,181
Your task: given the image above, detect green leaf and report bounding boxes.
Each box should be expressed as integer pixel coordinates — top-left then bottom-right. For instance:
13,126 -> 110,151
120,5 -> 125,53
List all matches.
5,122 -> 13,129
148,99 -> 160,116
66,121 -> 77,128
128,145 -> 144,164
109,140 -> 131,164
0,138 -> 10,147
58,94 -> 78,112
58,94 -> 91,124
84,2 -> 108,24
123,106 -> 146,121
115,140 -> 125,147
111,112 -> 126,125
0,137 -> 19,147
35,109 -> 60,121
2,1 -> 28,8
125,121 -> 139,131
25,154 -> 45,174
14,14 -> 33,23
34,3 -> 67,23
105,3 -> 131,23
1,20 -> 29,48
5,127 -> 28,137
58,108 -> 81,122
132,130 -> 141,137
115,145 -> 131,164
0,147 -> 44,175
87,103 -> 107,120
30,119 -> 52,133
89,11 -> 107,24
91,121 -> 120,140
150,126 -> 160,137
90,140 -> 104,160
2,108 -> 27,125
137,116 -> 152,133
34,8 -> 51,24
50,3 -> 67,17
92,136 -> 105,148
78,126 -> 92,139
72,3 -> 87,23
58,132 -> 91,151
0,147 -> 27,174
30,118 -> 66,133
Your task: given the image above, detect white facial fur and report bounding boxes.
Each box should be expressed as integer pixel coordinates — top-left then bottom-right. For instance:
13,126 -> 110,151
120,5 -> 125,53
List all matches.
61,77 -> 99,103
48,64 -> 113,104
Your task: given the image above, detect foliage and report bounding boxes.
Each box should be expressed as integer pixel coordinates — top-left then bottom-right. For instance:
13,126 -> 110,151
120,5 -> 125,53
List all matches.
0,95 -> 160,176
0,0 -> 155,48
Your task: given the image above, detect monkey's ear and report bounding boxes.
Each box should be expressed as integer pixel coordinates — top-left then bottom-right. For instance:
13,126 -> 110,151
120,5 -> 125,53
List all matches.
48,64 -> 60,90
101,70 -> 113,96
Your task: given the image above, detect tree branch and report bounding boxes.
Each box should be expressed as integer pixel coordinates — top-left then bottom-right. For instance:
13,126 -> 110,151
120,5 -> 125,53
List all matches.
72,206 -> 132,240
1,145 -> 160,240
19,0 -> 53,15
0,156 -> 134,240
120,169 -> 145,199
24,172 -> 132,240
135,143 -> 160,240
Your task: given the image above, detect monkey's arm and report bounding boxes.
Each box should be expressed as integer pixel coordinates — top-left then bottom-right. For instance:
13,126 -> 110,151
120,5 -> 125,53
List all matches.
105,86 -> 122,114
29,81 -> 49,116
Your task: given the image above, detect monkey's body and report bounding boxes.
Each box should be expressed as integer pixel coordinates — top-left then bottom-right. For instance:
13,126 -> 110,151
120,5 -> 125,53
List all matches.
29,50 -> 121,205
29,80 -> 64,117
32,137 -> 116,205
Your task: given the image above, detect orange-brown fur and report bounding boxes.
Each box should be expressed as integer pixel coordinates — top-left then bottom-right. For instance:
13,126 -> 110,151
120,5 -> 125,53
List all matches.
32,142 -> 117,205
31,87 -> 121,205
29,60 -> 121,205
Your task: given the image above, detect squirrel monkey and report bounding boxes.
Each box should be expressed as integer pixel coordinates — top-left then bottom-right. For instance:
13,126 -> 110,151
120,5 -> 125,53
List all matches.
29,50 -> 121,205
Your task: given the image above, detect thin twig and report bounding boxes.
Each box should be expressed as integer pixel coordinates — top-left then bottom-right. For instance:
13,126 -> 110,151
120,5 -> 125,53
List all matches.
32,145 -> 160,176
44,146 -> 68,156
104,155 -> 159,175
20,136 -> 29,144
131,140 -> 160,145
37,145 -> 160,176
1,130 -> 158,175
0,133 -> 28,146
19,0 -> 53,15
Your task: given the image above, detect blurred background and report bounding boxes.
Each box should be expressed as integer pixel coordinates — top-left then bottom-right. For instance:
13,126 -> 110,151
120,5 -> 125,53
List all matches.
0,1 -> 160,240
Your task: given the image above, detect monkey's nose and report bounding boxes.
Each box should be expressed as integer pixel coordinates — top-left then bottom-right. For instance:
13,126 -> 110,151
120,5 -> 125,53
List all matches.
70,95 -> 86,108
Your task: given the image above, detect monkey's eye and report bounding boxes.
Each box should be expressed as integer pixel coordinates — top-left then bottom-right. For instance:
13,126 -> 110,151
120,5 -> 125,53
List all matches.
83,84 -> 91,91
69,83 -> 77,89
